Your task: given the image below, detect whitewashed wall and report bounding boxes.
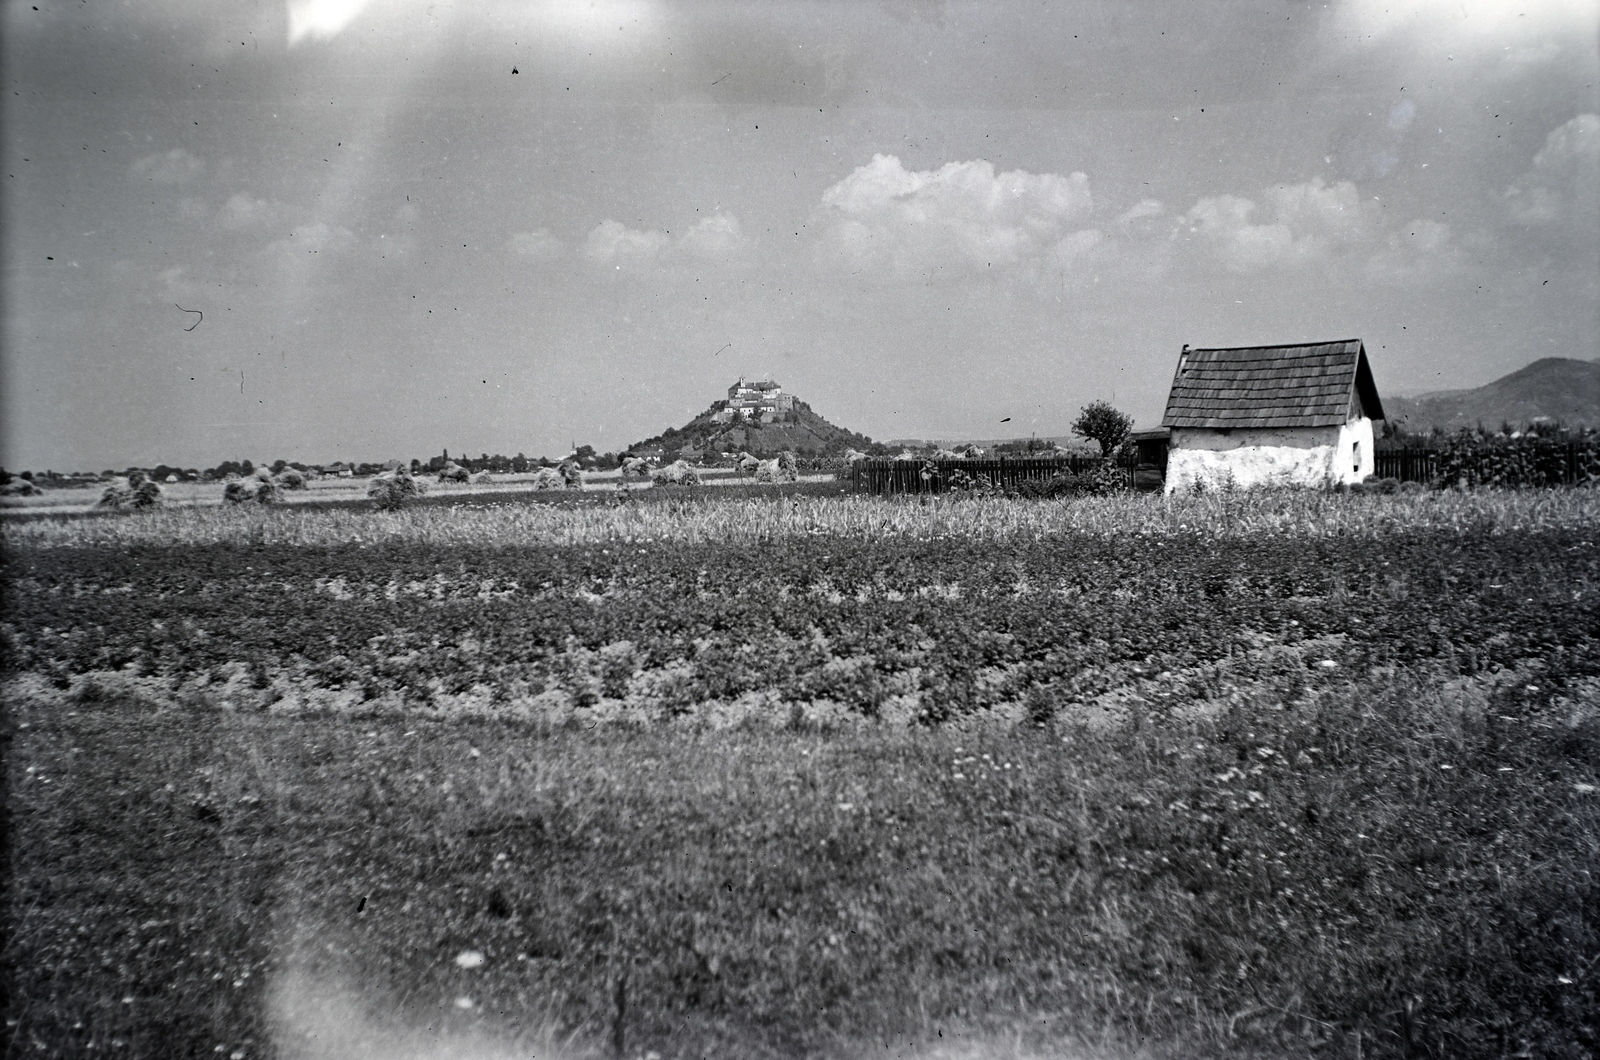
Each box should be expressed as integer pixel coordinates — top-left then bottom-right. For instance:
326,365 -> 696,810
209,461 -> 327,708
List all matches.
1164,418 -> 1374,494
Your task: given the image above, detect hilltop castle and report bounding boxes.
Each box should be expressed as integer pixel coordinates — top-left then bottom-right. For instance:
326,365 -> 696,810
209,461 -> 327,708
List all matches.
713,376 -> 796,424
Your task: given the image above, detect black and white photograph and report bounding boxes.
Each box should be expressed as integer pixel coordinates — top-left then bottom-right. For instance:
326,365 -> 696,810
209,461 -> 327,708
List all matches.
3,1 -> 1598,1057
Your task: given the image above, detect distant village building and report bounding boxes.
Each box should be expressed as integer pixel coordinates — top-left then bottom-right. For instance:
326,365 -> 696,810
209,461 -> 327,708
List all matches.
714,376 -> 796,423
1160,339 -> 1384,494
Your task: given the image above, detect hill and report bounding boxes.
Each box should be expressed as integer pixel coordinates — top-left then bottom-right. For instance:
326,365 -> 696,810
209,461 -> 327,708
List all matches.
1384,357 -> 1600,431
628,398 -> 877,458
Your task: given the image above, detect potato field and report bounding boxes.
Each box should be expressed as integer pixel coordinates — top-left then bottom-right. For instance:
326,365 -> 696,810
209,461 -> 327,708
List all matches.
4,490 -> 1597,1060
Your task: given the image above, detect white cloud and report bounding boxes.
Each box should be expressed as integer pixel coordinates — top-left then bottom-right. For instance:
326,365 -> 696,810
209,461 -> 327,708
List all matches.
509,229 -> 565,260
1506,113 -> 1600,226
1046,229 -> 1105,269
1341,0 -> 1599,56
1533,113 -> 1600,168
679,214 -> 743,260
287,0 -> 372,44
1263,179 -> 1374,242
130,149 -> 206,185
580,214 -> 744,267
815,154 -> 1095,280
1181,178 -> 1378,273
286,0 -> 666,63
582,220 -> 670,265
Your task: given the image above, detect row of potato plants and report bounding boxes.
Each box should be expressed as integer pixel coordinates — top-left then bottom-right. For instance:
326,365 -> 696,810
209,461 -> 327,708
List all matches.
5,532 -> 1595,722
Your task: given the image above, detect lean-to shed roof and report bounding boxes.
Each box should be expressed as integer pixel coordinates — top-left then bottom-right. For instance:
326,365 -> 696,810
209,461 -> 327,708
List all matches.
1161,339 -> 1384,429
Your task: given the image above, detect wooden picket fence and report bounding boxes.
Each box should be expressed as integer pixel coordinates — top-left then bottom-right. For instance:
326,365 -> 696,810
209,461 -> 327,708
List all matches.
1374,441 -> 1597,487
1372,449 -> 1441,483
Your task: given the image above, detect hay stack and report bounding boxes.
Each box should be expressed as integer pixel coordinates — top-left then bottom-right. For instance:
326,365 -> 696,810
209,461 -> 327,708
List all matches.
98,470 -> 164,510
367,465 -> 427,510
652,459 -> 701,486
223,468 -> 280,506
620,456 -> 653,479
275,468 -> 307,490
557,460 -> 584,490
755,451 -> 799,484
437,462 -> 470,483
467,470 -> 493,485
529,467 -> 564,490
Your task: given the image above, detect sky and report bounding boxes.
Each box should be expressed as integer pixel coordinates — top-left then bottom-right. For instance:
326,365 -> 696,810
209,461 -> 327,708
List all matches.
2,0 -> 1597,472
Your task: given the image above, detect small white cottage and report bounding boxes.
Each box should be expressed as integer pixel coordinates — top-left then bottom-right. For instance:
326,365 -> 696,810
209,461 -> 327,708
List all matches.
1160,339 -> 1384,494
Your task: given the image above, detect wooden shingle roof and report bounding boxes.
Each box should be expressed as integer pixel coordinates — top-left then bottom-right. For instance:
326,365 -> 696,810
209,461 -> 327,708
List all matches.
1161,339 -> 1384,429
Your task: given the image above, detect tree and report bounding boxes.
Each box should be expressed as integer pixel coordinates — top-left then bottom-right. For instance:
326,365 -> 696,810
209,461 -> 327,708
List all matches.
1072,400 -> 1133,456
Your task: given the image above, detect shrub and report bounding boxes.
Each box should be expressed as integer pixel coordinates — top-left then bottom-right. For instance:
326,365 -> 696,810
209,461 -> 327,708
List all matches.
366,466 -> 427,510
1077,461 -> 1129,496
946,469 -> 999,495
1005,461 -> 1127,499
1347,477 -> 1401,496
1014,472 -> 1080,499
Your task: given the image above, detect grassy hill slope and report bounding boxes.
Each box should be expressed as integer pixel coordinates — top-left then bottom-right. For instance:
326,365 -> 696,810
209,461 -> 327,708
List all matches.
628,399 -> 877,458
1384,357 -> 1600,430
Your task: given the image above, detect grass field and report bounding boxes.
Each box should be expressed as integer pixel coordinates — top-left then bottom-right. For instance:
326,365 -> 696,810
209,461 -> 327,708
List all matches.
4,490 -> 1597,1059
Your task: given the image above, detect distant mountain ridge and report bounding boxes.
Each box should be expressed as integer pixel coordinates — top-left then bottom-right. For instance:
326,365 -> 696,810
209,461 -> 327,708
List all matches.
1383,357 -> 1600,431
